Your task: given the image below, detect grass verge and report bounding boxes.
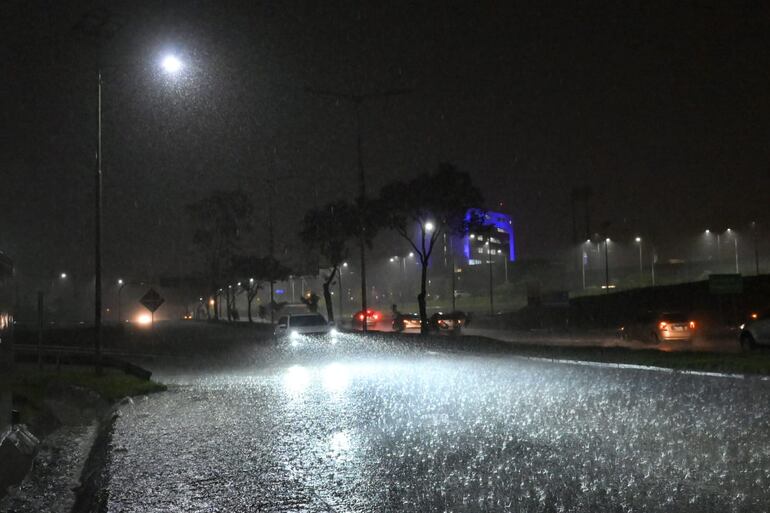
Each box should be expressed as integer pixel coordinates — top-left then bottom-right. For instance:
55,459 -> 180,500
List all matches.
1,365 -> 167,430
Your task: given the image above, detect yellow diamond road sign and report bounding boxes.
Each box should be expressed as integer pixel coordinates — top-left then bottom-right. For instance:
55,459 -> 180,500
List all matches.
140,288 -> 165,313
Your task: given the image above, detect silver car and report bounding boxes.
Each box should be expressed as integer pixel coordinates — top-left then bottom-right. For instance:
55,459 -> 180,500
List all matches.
740,309 -> 770,350
274,313 -> 336,341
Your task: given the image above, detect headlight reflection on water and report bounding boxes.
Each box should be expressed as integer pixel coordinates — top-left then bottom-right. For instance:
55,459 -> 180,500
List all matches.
282,362 -> 353,396
283,364 -> 310,394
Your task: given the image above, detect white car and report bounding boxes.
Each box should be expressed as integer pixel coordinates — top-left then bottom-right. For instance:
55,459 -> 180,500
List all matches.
740,309 -> 770,350
274,313 -> 336,340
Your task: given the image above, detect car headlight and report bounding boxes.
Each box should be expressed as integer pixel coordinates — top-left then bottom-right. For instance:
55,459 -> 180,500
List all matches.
329,328 -> 338,337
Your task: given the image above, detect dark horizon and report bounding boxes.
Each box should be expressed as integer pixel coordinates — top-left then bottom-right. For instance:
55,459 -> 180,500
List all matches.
2,1 -> 769,281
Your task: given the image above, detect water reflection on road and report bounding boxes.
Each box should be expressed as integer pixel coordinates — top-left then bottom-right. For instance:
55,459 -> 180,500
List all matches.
107,334 -> 769,512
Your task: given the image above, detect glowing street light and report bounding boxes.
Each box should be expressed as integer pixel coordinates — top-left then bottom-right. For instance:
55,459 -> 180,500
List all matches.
60,272 -> 68,279
424,221 -> 435,232
161,54 -> 183,74
117,278 -> 123,285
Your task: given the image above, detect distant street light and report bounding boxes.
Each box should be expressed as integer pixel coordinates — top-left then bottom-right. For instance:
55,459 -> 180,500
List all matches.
634,237 -> 643,282
60,272 -> 68,279
117,279 -> 127,323
424,222 -> 435,232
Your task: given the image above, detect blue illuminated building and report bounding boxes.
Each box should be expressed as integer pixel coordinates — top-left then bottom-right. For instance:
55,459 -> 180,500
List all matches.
463,209 -> 515,265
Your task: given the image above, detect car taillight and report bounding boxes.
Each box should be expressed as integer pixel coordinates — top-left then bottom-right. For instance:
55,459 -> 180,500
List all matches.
358,314 -> 364,320
751,313 -> 758,319
658,321 -> 668,330
689,321 -> 696,329
373,312 -> 380,320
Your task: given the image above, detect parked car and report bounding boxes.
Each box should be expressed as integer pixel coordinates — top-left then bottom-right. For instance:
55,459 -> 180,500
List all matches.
740,309 -> 770,350
392,313 -> 422,332
619,312 -> 695,343
274,313 -> 336,339
428,311 -> 469,334
352,309 -> 381,328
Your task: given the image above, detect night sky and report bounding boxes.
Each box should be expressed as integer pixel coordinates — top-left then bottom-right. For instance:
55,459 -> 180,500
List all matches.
2,1 -> 769,282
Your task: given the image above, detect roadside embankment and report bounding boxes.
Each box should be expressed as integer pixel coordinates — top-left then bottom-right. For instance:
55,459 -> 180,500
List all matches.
0,365 -> 165,510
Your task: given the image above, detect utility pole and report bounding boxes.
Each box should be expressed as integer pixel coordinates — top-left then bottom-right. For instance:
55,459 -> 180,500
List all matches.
752,221 -> 760,275
450,238 -> 456,312
267,179 -> 276,323
337,267 -> 344,319
305,86 -> 411,332
488,242 -> 494,315
604,239 -> 610,292
94,68 -> 103,374
73,8 -> 123,375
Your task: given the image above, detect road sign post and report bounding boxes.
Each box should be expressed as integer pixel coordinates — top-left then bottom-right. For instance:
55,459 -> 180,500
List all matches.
139,288 -> 165,329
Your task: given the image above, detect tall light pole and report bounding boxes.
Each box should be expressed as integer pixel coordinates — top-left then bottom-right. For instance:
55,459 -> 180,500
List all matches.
582,240 -> 590,289
338,262 -> 348,319
116,279 -> 126,323
305,87 -> 411,332
751,221 -> 760,275
604,238 -> 611,292
635,237 -> 643,283
94,68 -> 103,372
726,228 -> 738,274
487,241 -> 494,314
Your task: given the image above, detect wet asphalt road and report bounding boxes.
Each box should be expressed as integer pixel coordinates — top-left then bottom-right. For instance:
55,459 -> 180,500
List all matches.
106,326 -> 770,512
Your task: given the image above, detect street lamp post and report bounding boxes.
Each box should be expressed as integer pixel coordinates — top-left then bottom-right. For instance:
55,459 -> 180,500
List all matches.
94,68 -> 103,373
487,241 -> 494,315
117,279 -> 126,323
635,237 -> 643,283
604,238 -> 610,292
752,221 -> 760,275
726,228 -> 738,274
338,263 -> 347,319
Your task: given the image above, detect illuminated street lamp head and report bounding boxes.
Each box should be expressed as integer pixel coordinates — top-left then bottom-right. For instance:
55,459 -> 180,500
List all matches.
635,237 -> 642,243
705,229 -> 710,234
408,252 -> 414,257
161,54 -> 183,74
605,238 -> 611,243
342,262 -> 348,267
424,222 -> 435,232
389,257 -> 395,262
117,278 -> 124,285
726,228 -> 732,233
60,272 -> 67,279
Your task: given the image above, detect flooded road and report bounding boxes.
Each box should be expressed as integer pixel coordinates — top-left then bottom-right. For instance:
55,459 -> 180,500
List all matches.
106,331 -> 770,512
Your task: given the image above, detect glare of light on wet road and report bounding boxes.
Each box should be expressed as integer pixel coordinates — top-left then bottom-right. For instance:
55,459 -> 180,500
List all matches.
322,363 -> 350,394
283,364 -> 310,394
330,430 -> 351,452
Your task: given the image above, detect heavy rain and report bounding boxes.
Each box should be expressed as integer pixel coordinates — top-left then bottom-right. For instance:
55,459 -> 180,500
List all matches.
2,2 -> 770,512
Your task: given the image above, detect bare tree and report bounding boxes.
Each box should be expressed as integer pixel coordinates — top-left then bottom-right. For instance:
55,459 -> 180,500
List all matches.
379,164 -> 483,334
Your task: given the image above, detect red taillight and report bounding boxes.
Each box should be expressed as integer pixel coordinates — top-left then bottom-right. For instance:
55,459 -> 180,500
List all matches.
658,321 -> 668,330
358,314 -> 364,320
689,321 -> 696,329
373,312 -> 380,320
751,313 -> 758,319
